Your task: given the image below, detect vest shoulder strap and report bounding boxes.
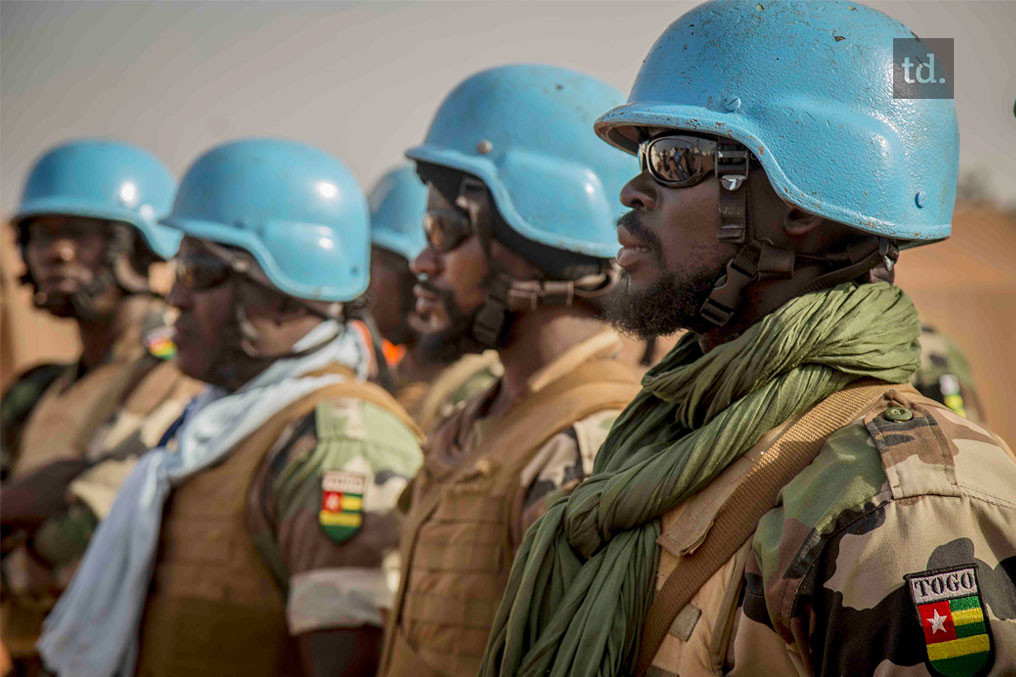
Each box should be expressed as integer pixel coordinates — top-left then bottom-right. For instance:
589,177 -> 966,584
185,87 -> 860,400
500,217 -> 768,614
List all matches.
634,379 -> 917,676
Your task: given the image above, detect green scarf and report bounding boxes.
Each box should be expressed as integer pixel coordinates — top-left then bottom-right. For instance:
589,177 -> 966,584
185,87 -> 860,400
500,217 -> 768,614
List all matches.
480,282 -> 920,676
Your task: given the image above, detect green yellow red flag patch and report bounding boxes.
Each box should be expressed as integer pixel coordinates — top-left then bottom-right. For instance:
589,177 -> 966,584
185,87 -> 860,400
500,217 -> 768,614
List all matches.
319,470 -> 366,543
143,326 -> 177,360
905,565 -> 995,677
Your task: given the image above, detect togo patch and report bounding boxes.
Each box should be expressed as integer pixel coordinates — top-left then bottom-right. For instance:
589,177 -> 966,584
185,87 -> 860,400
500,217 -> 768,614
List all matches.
319,470 -> 366,543
904,564 -> 994,677
143,326 -> 177,359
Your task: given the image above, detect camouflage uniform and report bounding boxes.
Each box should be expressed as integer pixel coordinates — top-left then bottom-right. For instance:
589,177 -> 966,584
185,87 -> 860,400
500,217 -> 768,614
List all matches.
245,395 -> 424,633
396,350 -> 503,434
648,388 -> 1016,676
0,299 -> 199,661
913,325 -> 985,424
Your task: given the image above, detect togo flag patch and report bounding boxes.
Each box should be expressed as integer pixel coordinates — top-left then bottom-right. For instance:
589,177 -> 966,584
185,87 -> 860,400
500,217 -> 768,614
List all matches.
319,470 -> 366,543
905,565 -> 994,677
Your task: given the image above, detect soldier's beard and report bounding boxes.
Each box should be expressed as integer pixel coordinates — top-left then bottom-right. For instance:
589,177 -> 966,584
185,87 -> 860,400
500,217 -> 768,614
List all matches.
605,264 -> 723,340
33,268 -> 121,322
414,281 -> 487,365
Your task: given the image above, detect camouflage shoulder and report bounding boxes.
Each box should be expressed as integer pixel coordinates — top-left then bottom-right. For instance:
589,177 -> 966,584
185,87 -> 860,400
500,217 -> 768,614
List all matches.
422,351 -> 503,430
751,411 -> 891,640
519,408 -> 623,536
314,397 -> 422,467
1,362 -> 72,476
2,362 -> 70,410
750,388 -> 1016,653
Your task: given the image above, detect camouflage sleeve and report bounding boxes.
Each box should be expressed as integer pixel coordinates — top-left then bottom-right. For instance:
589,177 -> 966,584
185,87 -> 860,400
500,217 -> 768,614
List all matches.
30,501 -> 99,584
748,391 -> 1016,676
0,363 -> 69,479
246,397 -> 422,636
517,409 -> 620,537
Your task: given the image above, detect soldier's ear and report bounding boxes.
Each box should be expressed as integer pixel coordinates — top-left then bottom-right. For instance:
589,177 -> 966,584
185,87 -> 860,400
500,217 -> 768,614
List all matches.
782,202 -> 824,236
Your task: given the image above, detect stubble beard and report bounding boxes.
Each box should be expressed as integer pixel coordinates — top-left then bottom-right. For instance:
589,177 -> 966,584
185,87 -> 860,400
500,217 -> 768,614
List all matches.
413,280 -> 487,365
605,261 -> 725,340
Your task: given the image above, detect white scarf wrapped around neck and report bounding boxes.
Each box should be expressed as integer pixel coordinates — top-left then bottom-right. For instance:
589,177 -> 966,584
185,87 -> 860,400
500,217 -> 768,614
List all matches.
39,320 -> 369,676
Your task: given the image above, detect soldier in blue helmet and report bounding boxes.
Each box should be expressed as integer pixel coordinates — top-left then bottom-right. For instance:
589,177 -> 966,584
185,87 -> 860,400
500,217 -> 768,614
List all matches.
364,165 -> 502,433
379,64 -> 644,677
483,3 -> 1016,676
38,139 -> 424,677
0,140 -> 200,671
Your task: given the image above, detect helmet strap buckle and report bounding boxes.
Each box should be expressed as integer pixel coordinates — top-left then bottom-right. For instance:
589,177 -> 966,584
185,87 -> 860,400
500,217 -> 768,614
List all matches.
716,142 -> 751,244
879,237 -> 898,272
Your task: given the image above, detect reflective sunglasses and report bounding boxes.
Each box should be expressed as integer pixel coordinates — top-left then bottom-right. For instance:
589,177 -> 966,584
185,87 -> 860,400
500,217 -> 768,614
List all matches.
174,255 -> 233,291
423,207 -> 474,253
638,135 -> 717,188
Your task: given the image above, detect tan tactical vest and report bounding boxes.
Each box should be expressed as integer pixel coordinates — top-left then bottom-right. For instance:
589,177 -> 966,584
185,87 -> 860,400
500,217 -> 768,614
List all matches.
136,368 -> 419,677
381,337 -> 641,677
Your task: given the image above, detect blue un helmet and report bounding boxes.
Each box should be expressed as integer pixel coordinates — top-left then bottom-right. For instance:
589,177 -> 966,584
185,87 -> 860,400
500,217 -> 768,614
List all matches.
595,0 -> 959,243
14,139 -> 179,259
162,138 -> 370,302
368,165 -> 428,262
407,64 -> 637,260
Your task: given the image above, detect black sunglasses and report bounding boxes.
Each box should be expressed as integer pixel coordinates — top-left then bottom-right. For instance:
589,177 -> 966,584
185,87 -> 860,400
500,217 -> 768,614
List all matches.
637,135 -> 717,188
174,255 -> 233,291
423,207 -> 474,254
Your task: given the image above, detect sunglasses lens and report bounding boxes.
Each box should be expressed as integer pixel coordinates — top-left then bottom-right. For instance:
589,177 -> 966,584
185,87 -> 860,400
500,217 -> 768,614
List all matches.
176,257 -> 230,291
642,138 -> 713,186
424,210 -> 471,253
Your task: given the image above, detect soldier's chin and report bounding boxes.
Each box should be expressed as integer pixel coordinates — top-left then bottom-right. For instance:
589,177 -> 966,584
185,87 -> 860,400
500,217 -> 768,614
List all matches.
33,291 -> 76,318
174,341 -> 210,382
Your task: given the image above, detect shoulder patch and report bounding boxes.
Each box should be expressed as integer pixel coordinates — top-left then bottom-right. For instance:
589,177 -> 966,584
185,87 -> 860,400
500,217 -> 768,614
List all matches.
319,470 -> 366,543
905,564 -> 995,677
143,325 -> 177,360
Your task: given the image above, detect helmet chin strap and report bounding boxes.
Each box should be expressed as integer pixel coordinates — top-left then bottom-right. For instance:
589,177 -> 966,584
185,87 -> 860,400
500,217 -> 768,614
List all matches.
698,140 -> 899,328
455,178 -> 618,347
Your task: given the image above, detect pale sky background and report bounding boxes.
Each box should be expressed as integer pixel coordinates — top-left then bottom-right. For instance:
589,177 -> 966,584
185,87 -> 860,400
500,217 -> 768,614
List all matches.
2,0 -> 1015,217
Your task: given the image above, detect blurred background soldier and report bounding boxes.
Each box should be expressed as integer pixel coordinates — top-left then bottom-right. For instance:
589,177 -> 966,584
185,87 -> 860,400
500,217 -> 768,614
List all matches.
914,324 -> 985,423
365,165 -> 502,433
379,64 -> 644,677
0,140 -> 199,674
37,139 -> 424,677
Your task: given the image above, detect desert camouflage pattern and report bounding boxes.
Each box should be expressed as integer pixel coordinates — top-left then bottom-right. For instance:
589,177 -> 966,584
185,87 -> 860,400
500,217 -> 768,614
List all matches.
913,325 -> 985,424
518,409 -> 618,532
397,350 -> 503,434
246,395 -> 422,635
0,299 -> 199,660
648,387 -> 1016,676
